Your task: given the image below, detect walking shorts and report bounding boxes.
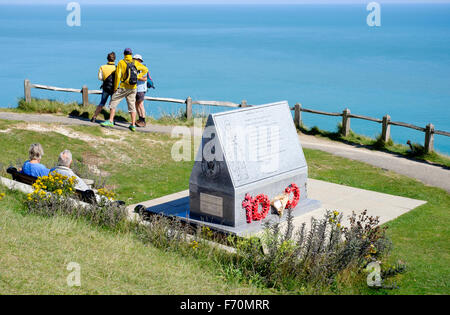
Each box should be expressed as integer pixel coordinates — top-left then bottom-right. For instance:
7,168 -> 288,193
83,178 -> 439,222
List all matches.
109,88 -> 137,113
136,92 -> 146,103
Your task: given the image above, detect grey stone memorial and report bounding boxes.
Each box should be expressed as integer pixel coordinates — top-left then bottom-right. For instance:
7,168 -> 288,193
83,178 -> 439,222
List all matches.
189,101 -> 321,235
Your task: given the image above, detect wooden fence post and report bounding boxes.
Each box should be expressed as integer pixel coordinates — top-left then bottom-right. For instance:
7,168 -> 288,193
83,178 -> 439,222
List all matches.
425,123 -> 435,153
240,100 -> 248,108
294,103 -> 302,129
24,79 -> 31,103
341,108 -> 351,137
186,97 -> 192,120
381,114 -> 391,143
82,85 -> 89,107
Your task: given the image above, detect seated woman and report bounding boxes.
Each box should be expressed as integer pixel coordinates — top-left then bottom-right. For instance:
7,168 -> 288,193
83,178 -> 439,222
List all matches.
50,149 -> 89,192
21,143 -> 50,178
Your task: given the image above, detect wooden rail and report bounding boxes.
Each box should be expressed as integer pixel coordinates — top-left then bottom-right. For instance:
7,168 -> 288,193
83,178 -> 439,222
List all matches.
23,79 -> 449,153
23,80 -> 246,114
290,103 -> 448,153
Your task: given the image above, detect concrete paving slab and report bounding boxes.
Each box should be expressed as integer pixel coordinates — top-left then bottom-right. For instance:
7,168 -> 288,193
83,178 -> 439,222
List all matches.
127,179 -> 427,236
294,179 -> 427,229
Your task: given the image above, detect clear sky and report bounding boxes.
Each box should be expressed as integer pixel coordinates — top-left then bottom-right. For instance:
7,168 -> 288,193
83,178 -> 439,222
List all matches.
2,0 -> 450,4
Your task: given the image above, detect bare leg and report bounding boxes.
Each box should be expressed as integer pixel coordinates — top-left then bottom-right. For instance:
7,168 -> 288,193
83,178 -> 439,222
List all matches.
130,111 -> 136,126
136,100 -> 145,119
92,105 -> 103,120
109,108 -> 116,123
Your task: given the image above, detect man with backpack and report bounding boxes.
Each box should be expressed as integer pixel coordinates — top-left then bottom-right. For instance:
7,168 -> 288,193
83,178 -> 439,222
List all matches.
132,54 -> 155,127
101,48 -> 148,132
91,52 -> 116,123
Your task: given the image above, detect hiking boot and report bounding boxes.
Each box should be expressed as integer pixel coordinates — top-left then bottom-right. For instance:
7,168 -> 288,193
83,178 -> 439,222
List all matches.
129,125 -> 136,132
101,120 -> 114,128
136,119 -> 146,128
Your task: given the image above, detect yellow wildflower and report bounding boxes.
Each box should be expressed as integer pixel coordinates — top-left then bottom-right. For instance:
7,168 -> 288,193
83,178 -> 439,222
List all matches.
191,240 -> 199,250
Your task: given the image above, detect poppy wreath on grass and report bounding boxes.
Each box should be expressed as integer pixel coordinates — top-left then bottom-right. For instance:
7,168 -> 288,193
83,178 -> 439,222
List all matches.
242,193 -> 271,224
285,183 -> 300,209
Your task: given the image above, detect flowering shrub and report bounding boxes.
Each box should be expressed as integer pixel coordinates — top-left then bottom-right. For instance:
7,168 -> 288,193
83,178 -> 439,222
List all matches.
27,171 -> 77,202
227,209 -> 392,291
201,226 -> 214,239
25,189 -> 127,230
97,188 -> 116,201
342,210 -> 391,263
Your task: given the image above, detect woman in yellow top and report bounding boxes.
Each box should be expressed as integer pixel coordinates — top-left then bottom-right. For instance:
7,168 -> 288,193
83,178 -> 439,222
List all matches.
101,48 -> 148,132
91,52 -> 116,123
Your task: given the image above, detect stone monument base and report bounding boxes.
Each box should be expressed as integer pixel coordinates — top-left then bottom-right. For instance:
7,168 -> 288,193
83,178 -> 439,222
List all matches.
135,191 -> 321,236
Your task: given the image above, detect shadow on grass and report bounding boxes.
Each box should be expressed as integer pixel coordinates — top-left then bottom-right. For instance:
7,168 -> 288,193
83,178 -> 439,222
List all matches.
16,97 -> 206,127
68,108 -> 129,123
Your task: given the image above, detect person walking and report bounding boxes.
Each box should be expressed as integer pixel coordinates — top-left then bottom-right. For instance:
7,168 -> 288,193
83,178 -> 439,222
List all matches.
132,54 -> 154,127
101,48 -> 148,132
91,52 -> 116,123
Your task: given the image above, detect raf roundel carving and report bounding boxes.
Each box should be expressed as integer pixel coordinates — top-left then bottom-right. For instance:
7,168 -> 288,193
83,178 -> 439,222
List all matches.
201,159 -> 220,179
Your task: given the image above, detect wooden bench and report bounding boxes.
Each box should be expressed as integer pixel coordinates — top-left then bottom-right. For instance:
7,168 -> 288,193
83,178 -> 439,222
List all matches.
7,167 -> 96,204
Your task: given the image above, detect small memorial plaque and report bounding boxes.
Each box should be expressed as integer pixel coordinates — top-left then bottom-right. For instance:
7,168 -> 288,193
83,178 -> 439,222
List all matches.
200,193 -> 223,218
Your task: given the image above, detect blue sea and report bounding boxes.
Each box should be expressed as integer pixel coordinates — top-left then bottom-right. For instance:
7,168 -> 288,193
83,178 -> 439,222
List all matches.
1,4 -> 449,154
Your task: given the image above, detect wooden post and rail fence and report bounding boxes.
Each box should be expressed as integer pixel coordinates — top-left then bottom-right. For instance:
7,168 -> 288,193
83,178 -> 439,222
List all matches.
23,79 -> 450,153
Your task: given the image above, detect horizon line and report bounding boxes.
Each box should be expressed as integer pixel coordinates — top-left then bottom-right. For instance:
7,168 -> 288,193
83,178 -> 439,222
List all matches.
2,1 -> 450,5
0,0 -> 450,6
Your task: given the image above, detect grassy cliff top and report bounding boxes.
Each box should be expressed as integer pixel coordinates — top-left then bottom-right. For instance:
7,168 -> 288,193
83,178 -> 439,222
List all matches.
0,118 -> 448,294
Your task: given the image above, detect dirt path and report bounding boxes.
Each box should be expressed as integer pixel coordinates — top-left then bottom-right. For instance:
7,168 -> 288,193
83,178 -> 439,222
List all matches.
1,112 -> 449,192
299,133 -> 450,192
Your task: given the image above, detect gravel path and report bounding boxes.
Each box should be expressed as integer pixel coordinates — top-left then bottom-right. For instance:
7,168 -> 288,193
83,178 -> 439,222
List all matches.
1,112 -> 449,192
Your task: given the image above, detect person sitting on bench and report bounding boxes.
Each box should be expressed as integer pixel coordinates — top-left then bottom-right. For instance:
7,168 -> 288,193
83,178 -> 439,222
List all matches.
50,149 -> 90,192
21,143 -> 50,178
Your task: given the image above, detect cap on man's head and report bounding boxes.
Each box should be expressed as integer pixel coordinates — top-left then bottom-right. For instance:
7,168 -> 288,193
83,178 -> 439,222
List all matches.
133,54 -> 143,62
124,48 -> 133,55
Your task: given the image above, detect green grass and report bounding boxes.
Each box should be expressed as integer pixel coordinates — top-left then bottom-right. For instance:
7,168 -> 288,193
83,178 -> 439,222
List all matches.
300,124 -> 450,168
0,189 -> 267,294
0,119 -> 448,294
0,122 -> 192,204
306,149 -> 450,295
0,122 -> 97,171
